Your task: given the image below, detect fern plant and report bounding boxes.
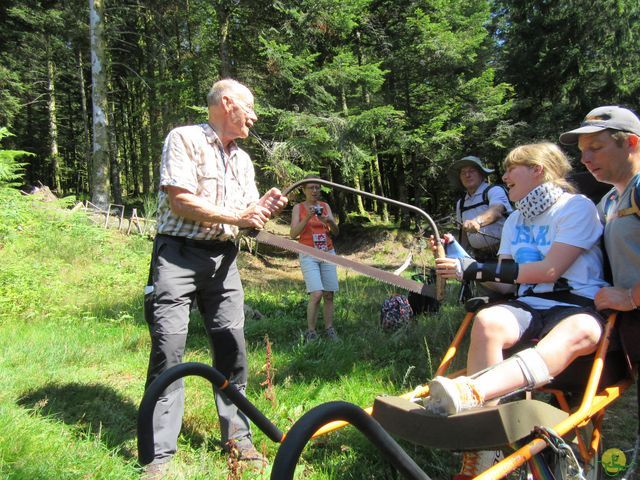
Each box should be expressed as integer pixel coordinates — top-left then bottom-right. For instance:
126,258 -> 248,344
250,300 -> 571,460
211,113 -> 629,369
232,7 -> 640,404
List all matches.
0,128 -> 35,243
0,127 -> 32,186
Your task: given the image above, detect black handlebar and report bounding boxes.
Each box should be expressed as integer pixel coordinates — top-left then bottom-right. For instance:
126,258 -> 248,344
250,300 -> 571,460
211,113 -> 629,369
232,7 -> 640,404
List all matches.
137,362 -> 284,465
271,401 -> 432,480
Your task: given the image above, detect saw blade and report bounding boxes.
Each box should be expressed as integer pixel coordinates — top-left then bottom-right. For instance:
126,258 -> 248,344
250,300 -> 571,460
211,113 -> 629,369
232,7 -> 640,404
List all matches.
251,230 -> 436,297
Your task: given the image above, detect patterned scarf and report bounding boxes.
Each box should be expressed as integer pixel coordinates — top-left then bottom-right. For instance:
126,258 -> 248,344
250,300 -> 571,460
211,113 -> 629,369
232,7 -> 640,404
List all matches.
515,182 -> 564,220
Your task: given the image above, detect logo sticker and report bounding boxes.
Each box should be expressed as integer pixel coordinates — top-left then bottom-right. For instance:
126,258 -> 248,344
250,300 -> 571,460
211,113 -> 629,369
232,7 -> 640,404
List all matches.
602,448 -> 627,476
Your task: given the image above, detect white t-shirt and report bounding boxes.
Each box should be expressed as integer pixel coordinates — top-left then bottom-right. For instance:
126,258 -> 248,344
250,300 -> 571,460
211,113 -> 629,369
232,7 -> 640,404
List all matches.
498,192 -> 608,309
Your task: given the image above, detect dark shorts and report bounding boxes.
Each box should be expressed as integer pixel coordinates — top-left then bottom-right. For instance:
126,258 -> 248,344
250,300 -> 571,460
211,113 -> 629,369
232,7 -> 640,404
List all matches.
481,299 -> 605,346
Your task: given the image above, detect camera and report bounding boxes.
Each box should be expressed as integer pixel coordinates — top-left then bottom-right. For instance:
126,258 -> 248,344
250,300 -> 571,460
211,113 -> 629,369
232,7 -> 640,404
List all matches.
312,205 -> 323,216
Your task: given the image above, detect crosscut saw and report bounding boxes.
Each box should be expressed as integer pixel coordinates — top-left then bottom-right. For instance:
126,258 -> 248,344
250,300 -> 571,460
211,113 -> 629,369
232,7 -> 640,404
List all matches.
245,179 -> 446,301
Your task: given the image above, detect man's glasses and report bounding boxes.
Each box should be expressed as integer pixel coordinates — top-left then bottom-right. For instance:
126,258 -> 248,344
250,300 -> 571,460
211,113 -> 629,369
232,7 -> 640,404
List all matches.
230,97 -> 255,116
305,185 -> 321,191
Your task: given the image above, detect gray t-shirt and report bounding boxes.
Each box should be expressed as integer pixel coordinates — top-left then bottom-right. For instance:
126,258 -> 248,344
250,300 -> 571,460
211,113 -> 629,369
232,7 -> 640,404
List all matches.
599,174 -> 640,289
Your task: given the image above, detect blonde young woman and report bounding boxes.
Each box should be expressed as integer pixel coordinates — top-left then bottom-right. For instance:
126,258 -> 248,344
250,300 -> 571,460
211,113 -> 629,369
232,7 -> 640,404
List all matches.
290,180 -> 340,342
425,143 -> 609,479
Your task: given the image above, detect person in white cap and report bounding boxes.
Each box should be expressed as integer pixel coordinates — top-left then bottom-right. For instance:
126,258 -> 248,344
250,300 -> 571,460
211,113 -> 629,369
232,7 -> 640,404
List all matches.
560,105 -> 640,365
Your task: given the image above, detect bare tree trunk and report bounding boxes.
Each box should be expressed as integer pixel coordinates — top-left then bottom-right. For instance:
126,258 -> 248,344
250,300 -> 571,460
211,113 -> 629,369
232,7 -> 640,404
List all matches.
65,92 -> 78,191
140,90 -> 151,196
371,137 -> 389,222
108,101 -> 123,204
47,51 -> 61,194
78,48 -> 92,195
397,155 -> 410,229
216,3 -> 232,77
126,95 -> 140,195
89,0 -> 111,208
117,101 -> 130,194
143,13 -> 161,190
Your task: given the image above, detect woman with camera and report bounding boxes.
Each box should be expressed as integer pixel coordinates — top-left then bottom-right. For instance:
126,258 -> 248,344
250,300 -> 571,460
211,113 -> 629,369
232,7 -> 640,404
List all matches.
290,179 -> 340,342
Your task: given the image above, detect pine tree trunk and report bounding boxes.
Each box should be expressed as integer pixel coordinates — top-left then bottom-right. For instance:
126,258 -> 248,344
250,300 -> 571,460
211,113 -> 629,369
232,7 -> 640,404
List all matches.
217,3 -> 232,77
143,14 -> 161,190
108,101 -> 123,204
47,52 -> 61,194
78,48 -> 92,195
118,104 -> 130,194
140,96 -> 151,196
89,0 -> 111,208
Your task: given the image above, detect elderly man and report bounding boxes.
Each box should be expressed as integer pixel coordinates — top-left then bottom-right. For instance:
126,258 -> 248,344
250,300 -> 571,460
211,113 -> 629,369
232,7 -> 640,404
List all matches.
142,79 -> 287,477
560,105 -> 640,364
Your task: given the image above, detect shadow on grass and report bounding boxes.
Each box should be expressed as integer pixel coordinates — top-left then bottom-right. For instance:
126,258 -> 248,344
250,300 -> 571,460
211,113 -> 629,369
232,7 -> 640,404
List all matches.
16,382 -> 208,460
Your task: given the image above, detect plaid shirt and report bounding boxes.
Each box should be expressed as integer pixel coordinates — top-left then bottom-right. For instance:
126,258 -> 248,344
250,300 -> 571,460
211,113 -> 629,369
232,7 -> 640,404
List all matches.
156,123 -> 260,240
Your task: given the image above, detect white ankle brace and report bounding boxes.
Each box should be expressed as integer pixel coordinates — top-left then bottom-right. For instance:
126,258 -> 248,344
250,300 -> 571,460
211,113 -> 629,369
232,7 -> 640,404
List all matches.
512,348 -> 552,390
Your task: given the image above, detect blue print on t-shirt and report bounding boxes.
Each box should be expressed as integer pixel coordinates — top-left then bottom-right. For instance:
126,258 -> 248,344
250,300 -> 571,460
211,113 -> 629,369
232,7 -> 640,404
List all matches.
512,225 -> 551,246
514,247 -> 544,264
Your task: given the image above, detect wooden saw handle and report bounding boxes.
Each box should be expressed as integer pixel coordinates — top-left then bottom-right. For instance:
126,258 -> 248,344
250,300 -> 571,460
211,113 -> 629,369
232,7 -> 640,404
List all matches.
435,243 -> 446,301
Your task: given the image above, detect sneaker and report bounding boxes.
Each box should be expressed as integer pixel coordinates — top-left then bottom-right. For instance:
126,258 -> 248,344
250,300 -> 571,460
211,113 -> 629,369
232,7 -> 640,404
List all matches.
453,450 -> 504,480
304,330 -> 319,343
141,462 -> 169,480
325,326 -> 339,341
422,376 -> 484,416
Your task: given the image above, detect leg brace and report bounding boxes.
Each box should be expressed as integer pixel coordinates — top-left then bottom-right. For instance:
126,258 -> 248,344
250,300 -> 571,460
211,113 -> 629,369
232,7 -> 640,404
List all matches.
508,347 -> 552,390
470,347 -> 552,393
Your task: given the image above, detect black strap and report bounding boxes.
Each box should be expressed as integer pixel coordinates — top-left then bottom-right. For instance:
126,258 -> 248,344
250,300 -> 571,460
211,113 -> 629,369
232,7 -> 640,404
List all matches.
156,233 -> 233,251
458,185 -> 509,214
459,196 -> 489,213
521,291 -> 594,307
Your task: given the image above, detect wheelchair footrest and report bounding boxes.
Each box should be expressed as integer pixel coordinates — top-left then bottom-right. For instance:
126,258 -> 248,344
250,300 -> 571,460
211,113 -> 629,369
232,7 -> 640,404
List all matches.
371,395 -> 568,450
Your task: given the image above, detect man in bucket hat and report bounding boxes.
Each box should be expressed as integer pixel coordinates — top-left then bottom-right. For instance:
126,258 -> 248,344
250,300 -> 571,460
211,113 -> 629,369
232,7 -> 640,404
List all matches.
560,105 -> 640,366
447,156 -> 512,261
445,156 -> 512,301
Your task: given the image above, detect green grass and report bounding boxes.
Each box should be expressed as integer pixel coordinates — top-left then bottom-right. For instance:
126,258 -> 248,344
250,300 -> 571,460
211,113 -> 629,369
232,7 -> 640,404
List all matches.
0,196 -> 636,479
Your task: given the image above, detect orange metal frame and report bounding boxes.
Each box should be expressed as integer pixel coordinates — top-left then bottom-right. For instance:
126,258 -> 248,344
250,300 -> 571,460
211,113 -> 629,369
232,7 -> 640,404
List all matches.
310,311 -> 632,479
475,312 -> 631,479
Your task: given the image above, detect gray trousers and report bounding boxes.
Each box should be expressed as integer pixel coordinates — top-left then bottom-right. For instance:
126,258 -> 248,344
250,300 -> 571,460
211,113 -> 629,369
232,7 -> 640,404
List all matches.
144,235 -> 252,463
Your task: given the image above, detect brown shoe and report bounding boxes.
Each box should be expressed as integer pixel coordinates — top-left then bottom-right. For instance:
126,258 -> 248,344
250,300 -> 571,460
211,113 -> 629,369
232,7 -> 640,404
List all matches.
141,462 -> 169,480
228,440 -> 268,471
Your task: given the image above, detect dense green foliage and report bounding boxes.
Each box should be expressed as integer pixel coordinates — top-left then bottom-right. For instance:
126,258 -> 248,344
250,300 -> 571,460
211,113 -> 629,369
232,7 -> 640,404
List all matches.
3,1 -> 638,220
492,0 -> 640,143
